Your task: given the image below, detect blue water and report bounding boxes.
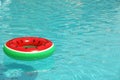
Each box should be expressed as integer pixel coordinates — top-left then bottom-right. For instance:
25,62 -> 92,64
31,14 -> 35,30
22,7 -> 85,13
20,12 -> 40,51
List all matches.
0,0 -> 120,80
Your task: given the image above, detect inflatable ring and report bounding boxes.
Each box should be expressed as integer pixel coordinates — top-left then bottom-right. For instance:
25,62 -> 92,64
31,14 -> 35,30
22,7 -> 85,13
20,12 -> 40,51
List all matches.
3,37 -> 55,60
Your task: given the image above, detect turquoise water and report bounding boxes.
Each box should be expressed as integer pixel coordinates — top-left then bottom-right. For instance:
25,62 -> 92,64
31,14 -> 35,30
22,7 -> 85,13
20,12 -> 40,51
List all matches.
0,0 -> 120,80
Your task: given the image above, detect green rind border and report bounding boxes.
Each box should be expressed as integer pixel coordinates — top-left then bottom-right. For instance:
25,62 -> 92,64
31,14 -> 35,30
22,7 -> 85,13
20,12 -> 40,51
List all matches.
3,44 -> 55,61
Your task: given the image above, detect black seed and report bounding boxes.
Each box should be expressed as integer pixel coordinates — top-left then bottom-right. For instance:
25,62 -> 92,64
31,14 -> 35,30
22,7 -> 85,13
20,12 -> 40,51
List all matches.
16,41 -> 19,44
20,40 -> 23,43
33,39 -> 35,43
37,41 -> 40,44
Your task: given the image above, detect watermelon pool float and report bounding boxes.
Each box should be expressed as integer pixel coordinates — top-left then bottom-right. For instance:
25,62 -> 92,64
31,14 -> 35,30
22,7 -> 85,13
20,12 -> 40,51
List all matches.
3,37 -> 55,60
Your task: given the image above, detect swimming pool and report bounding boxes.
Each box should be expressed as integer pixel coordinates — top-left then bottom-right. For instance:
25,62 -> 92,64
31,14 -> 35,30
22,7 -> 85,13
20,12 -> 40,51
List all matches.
0,0 -> 120,80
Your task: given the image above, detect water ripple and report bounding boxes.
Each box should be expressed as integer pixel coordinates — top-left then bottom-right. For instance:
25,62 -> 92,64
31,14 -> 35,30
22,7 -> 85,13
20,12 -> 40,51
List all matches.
1,0 -> 120,80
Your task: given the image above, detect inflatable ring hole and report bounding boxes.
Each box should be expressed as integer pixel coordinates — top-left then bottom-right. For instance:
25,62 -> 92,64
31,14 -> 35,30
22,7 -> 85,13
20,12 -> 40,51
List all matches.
23,45 -> 37,49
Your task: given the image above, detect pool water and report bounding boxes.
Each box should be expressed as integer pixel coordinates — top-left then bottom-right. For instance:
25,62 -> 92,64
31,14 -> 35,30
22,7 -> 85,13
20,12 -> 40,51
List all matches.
0,0 -> 120,80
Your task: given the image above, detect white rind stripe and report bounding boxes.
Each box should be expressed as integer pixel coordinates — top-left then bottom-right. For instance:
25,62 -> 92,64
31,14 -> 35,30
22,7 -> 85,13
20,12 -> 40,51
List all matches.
4,44 -> 54,54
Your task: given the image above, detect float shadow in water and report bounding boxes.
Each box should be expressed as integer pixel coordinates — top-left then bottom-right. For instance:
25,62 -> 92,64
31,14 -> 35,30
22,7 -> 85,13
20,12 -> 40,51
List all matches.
0,63 -> 38,80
